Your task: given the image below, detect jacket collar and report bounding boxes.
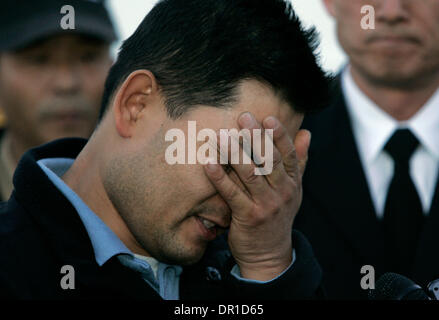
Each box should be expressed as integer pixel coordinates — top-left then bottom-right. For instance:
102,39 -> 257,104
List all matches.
13,138 -> 95,266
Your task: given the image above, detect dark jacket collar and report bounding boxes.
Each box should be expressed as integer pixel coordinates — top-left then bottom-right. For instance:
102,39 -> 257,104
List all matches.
13,138 -> 95,266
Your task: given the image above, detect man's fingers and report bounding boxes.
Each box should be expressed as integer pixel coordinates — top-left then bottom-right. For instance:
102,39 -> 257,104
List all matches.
293,129 -> 311,178
262,116 -> 298,179
219,129 -> 268,199
203,159 -> 251,211
238,113 -> 284,182
237,112 -> 264,166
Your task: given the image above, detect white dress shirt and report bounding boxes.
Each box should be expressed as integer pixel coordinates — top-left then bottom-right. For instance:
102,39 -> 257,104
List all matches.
342,67 -> 439,218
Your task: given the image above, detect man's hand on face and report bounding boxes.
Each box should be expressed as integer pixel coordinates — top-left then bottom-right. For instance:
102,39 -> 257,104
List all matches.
203,112 -> 311,281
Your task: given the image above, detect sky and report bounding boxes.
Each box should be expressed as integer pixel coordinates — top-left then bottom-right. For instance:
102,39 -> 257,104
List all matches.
107,0 -> 347,72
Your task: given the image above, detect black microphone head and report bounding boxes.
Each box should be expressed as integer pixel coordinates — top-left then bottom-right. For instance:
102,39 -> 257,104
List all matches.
368,272 -> 430,300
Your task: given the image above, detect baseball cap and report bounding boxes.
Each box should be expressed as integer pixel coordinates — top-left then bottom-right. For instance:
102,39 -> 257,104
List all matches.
0,0 -> 117,51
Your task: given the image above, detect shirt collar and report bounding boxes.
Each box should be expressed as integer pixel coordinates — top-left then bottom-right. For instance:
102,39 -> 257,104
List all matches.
342,67 -> 397,164
37,158 -> 132,266
342,67 -> 439,163
409,88 -> 439,159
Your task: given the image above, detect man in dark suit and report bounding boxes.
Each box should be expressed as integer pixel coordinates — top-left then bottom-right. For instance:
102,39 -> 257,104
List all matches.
0,0 -> 331,300
296,0 -> 439,299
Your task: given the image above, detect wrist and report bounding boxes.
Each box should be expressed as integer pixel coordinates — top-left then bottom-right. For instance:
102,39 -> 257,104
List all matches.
237,249 -> 293,282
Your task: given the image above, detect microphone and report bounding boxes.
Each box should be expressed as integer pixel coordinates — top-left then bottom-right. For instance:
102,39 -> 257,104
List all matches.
368,272 -> 431,300
427,279 -> 439,300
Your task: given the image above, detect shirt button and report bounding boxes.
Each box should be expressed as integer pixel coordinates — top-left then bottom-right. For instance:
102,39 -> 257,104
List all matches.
165,267 -> 175,276
206,267 -> 222,281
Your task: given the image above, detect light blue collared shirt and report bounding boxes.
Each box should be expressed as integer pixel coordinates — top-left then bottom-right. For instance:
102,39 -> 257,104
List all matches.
38,157 -> 295,299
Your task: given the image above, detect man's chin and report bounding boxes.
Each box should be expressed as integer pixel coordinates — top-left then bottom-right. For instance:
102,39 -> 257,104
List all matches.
360,64 -> 429,89
41,125 -> 94,142
153,244 -> 207,266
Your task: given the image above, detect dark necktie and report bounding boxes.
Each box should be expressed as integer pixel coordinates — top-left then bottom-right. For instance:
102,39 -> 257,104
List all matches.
382,129 -> 424,276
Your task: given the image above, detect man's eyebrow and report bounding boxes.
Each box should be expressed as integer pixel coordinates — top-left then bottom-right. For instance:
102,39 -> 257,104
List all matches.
75,38 -> 109,48
13,43 -> 50,54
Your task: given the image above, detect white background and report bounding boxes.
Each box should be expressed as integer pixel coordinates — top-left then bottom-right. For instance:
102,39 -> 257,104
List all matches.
107,0 -> 347,72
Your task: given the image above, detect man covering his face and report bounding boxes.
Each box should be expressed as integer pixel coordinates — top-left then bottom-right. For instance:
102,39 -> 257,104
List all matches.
0,0 -> 331,300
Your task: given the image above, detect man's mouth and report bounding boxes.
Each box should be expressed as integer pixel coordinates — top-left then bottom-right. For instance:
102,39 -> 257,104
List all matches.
45,111 -> 88,122
367,33 -> 421,46
195,216 -> 219,241
188,203 -> 231,241
199,217 -> 216,229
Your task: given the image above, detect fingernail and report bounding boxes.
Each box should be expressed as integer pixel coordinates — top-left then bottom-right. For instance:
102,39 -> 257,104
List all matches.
205,159 -> 218,172
306,130 -> 312,145
263,116 -> 277,129
239,112 -> 255,128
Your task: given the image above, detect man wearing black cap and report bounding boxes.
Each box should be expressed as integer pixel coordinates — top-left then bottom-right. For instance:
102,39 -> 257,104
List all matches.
0,0 -> 116,201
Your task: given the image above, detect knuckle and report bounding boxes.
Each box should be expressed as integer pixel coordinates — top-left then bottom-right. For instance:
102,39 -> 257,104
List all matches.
223,184 -> 240,201
208,166 -> 225,182
260,195 -> 280,215
280,187 -> 294,203
284,159 -> 299,177
273,123 -> 287,140
243,168 -> 259,184
272,152 -> 283,169
285,147 -> 297,161
267,192 -> 280,205
248,208 -> 268,226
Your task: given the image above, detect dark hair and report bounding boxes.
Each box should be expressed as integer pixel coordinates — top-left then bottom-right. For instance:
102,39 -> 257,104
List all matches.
99,0 -> 331,120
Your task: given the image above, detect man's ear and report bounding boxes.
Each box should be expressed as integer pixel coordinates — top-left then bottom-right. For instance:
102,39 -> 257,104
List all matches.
112,70 -> 158,138
322,0 -> 336,17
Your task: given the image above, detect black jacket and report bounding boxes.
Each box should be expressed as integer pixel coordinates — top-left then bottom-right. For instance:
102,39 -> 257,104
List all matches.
296,79 -> 439,299
0,138 -> 323,300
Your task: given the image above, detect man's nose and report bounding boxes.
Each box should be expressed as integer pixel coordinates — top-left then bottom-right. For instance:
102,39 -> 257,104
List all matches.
376,0 -> 409,25
51,64 -> 81,94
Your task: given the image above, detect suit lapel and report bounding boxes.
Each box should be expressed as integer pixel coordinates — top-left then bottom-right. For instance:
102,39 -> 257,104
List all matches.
413,174 -> 439,286
71,257 -> 162,299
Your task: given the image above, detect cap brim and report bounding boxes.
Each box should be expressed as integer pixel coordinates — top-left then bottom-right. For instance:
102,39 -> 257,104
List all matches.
0,11 -> 117,51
